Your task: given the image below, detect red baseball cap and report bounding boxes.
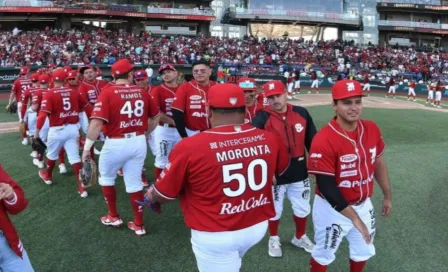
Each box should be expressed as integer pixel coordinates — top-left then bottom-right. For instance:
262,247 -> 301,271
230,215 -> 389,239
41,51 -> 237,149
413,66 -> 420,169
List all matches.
112,59 -> 134,76
39,74 -> 50,84
134,70 -> 148,80
207,83 -> 245,108
332,80 -> 365,100
48,63 -> 56,69
67,71 -> 77,80
53,70 -> 67,81
31,73 -> 40,82
19,67 -> 29,75
159,64 -> 176,73
237,77 -> 257,91
63,66 -> 72,73
263,80 -> 286,97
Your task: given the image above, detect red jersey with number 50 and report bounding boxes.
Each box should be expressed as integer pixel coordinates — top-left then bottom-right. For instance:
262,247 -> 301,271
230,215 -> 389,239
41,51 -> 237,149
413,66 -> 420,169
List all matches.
92,84 -> 160,137
40,87 -> 88,127
153,124 -> 290,232
12,77 -> 31,101
307,118 -> 386,203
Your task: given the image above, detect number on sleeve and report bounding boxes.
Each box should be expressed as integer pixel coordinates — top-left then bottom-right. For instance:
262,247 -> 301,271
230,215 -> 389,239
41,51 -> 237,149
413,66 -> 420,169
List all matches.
369,147 -> 377,164
120,100 -> 144,118
63,97 -> 71,111
222,159 -> 268,197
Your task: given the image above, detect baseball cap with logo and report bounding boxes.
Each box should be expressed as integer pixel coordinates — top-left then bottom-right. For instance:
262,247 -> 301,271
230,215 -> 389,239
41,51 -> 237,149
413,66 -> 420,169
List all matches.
53,70 -> 67,81
39,74 -> 50,84
159,64 -> 176,73
263,80 -> 286,97
332,80 -> 365,100
67,71 -> 77,80
207,83 -> 245,108
237,77 -> 257,91
112,59 -> 134,76
31,73 -> 40,82
19,67 -> 29,75
63,66 -> 72,73
134,70 -> 148,80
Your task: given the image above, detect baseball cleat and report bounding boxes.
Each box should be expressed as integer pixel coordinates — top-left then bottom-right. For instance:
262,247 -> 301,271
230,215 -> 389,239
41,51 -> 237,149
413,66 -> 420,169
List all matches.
30,151 -> 37,158
78,190 -> 88,198
22,138 -> 29,145
59,164 -> 67,174
38,169 -> 52,185
33,159 -> 44,169
101,214 -> 123,227
127,221 -> 146,236
291,234 -> 315,253
268,236 -> 282,257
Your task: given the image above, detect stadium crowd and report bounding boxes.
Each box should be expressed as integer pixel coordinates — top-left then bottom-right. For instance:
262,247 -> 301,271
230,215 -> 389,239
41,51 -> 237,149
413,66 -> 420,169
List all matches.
1,28 -> 448,81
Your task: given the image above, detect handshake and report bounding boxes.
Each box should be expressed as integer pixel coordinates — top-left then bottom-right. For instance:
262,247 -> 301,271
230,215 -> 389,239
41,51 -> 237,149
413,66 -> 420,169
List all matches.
135,185 -> 162,214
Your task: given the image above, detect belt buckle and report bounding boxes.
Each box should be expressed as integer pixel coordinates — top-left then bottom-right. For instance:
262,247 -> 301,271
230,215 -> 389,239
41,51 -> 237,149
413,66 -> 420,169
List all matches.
124,132 -> 136,138
164,123 -> 169,128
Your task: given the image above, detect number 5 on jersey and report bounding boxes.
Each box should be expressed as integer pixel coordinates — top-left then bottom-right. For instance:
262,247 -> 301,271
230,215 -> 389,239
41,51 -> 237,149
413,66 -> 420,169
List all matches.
120,100 -> 144,118
63,97 -> 71,110
222,159 -> 268,197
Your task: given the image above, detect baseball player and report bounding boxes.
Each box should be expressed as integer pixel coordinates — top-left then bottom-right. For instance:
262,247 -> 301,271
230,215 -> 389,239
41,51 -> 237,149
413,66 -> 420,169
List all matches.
150,64 -> 180,179
253,80 -> 317,257
386,77 -> 396,98
362,74 -> 370,96
307,80 -> 392,272
293,70 -> 301,94
236,77 -> 264,124
407,79 -> 417,101
7,67 -> 31,145
35,70 -> 92,199
20,73 -> 40,158
82,59 -> 160,236
287,71 -> 294,99
426,82 -> 435,105
309,71 -> 319,94
171,59 -> 216,138
142,83 -> 290,272
434,81 -> 443,108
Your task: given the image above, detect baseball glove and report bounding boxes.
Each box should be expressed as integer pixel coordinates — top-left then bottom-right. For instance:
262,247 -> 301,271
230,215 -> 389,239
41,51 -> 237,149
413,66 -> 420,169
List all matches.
18,122 -> 26,135
31,137 -> 47,155
6,102 -> 17,114
79,159 -> 97,188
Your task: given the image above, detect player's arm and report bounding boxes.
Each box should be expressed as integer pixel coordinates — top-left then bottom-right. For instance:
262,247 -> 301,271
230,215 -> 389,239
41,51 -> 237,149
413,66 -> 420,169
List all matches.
251,110 -> 269,129
20,91 -> 29,121
0,166 -> 28,215
35,92 -> 52,138
304,109 -> 317,151
171,85 -> 188,138
373,130 -> 391,216
147,94 -> 160,134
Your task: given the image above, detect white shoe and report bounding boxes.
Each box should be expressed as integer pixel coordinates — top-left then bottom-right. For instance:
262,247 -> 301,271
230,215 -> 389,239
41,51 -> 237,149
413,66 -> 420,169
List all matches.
437,106 -> 442,108
30,151 -> 37,158
59,164 -> 67,174
22,138 -> 29,145
33,159 -> 44,169
287,95 -> 293,99
79,191 -> 88,198
407,98 -> 410,101
268,236 -> 282,257
308,91 -> 311,94
94,147 -> 101,155
291,234 -> 315,253
414,99 -> 417,102
426,101 -> 428,104
393,97 -> 396,99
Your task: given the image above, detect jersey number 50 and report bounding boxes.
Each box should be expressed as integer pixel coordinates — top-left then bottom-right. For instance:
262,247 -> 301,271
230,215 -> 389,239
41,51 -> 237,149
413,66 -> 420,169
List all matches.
222,159 -> 268,197
120,100 -> 144,118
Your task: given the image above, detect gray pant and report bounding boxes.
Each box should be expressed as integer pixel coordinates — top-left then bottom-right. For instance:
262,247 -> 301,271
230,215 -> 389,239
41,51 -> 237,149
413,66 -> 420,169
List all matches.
0,232 -> 34,272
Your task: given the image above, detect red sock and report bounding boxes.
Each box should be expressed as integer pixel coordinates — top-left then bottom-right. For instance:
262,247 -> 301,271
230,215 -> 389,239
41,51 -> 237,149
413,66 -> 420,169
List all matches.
72,162 -> 82,190
310,258 -> 327,272
129,191 -> 144,225
268,220 -> 280,236
294,215 -> 308,239
37,153 -> 44,162
22,123 -> 28,138
349,260 -> 367,272
46,159 -> 56,179
58,148 -> 66,164
101,186 -> 118,217
154,167 -> 164,180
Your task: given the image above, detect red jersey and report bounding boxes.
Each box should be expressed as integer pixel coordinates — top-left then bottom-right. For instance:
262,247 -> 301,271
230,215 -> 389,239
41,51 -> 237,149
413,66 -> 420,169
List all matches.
363,76 -> 369,84
64,82 -> 80,92
171,80 -> 217,131
40,86 -> 89,127
35,88 -> 50,112
92,83 -> 160,137
12,77 -> 32,102
307,118 -> 386,203
410,82 -> 416,89
245,100 -> 263,124
436,86 -> 443,92
153,124 -> 290,232
20,86 -> 41,119
151,83 -> 178,126
257,92 -> 269,107
78,79 -> 107,105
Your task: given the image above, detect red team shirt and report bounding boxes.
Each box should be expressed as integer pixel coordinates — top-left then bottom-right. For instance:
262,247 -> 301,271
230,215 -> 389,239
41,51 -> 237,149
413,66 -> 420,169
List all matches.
171,80 -> 217,131
78,79 -> 107,105
20,86 -> 42,119
12,77 -> 32,102
35,88 -> 50,112
40,87 -> 89,127
151,83 -> 178,127
92,84 -> 159,137
153,124 -> 290,232
307,118 -> 385,203
245,100 -> 264,124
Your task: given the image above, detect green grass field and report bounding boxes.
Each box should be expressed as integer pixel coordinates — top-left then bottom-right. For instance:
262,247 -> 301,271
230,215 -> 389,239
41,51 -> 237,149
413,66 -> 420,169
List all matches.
1,105 -> 448,272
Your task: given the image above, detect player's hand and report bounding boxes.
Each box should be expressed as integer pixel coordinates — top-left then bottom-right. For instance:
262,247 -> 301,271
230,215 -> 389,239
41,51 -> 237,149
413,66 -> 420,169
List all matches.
5,104 -> 10,111
382,198 -> 392,216
82,150 -> 91,162
0,183 -> 15,201
353,218 -> 371,244
272,175 -> 277,185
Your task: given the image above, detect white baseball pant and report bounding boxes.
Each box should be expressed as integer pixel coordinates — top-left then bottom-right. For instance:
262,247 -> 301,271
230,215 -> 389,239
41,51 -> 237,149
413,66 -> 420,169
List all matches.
99,134 -> 146,193
26,110 -> 37,137
186,128 -> 200,137
287,82 -> 293,93
363,83 -> 370,91
388,86 -> 396,94
17,102 -> 23,122
428,91 -> 434,100
270,179 -> 311,221
154,124 -> 182,169
311,80 -> 319,89
294,80 -> 300,89
311,195 -> 376,266
78,112 -> 89,134
435,91 -> 442,101
148,127 -> 158,156
191,220 -> 268,272
46,124 -> 80,164
40,117 -> 50,143
408,88 -> 416,97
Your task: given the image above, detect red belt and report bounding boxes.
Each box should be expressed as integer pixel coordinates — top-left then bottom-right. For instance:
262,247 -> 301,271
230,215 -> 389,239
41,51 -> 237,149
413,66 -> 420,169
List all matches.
159,122 -> 175,128
108,131 -> 145,139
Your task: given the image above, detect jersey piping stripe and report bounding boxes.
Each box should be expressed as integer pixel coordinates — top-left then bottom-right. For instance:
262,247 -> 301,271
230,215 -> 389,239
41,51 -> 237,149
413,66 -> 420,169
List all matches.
152,184 -> 177,200
203,127 -> 257,135
308,170 -> 335,176
91,116 -> 108,123
376,143 -> 386,158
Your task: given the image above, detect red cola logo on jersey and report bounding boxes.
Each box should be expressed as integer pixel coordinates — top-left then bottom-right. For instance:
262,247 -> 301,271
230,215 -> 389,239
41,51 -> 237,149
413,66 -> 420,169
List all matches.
59,111 -> 79,118
219,193 -> 270,215
120,118 -> 143,129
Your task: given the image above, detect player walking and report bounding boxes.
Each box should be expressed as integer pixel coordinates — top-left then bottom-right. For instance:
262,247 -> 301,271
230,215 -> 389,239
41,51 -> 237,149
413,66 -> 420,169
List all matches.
7,67 -> 31,144
309,71 -> 319,94
407,79 -> 417,101
236,77 -> 264,124
362,74 -> 370,96
434,81 -> 443,108
36,70 -> 92,198
426,81 -> 435,105
150,64 -> 180,179
307,80 -> 392,272
82,59 -> 160,236
253,80 -> 317,257
293,69 -> 301,94
171,59 -> 216,138
20,73 -> 40,159
386,77 -> 396,98
142,83 -> 290,271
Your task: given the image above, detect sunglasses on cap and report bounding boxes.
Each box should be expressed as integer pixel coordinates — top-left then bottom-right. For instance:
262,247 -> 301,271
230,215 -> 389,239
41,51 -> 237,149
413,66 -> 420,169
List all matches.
239,82 -> 256,89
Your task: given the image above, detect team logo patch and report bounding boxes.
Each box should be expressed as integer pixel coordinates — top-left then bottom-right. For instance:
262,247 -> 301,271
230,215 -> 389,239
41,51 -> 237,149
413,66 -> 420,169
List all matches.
338,180 -> 351,188
189,95 -> 201,101
229,97 -> 238,105
341,162 -> 356,170
295,123 -> 304,133
340,154 -> 357,163
310,153 -> 322,158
